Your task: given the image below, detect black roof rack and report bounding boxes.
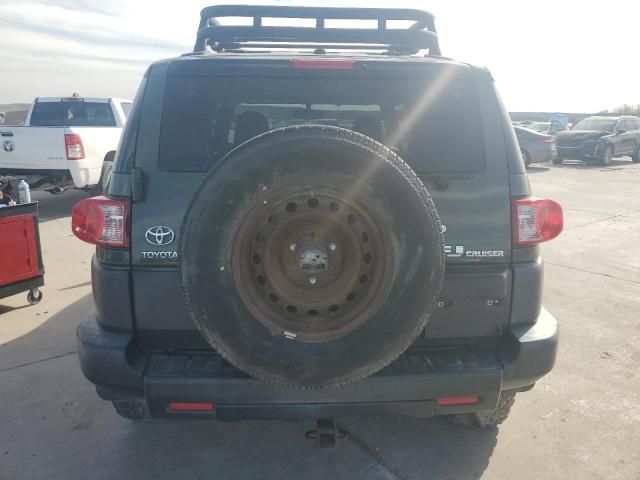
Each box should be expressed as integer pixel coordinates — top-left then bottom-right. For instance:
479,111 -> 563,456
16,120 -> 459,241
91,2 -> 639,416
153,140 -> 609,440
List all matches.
193,5 -> 441,56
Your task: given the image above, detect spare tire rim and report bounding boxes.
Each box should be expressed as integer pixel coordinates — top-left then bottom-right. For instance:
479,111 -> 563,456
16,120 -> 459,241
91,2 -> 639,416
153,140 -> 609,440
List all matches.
232,183 -> 394,343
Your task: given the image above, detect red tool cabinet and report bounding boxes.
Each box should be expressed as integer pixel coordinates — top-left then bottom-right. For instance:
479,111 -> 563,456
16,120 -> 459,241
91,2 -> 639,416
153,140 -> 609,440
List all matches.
0,202 -> 44,305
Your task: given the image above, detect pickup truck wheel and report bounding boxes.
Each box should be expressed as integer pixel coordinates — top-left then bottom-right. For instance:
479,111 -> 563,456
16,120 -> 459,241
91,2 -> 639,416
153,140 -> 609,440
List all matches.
180,126 -> 445,388
450,391 -> 516,428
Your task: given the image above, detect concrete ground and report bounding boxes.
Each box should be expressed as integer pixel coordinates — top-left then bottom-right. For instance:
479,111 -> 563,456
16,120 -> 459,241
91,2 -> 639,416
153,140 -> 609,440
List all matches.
1,159 -> 639,480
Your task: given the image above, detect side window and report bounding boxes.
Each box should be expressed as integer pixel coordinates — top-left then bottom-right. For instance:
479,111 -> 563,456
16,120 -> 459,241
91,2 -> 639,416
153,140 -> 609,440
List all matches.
629,118 -> 640,130
616,119 -> 627,132
120,102 -> 132,119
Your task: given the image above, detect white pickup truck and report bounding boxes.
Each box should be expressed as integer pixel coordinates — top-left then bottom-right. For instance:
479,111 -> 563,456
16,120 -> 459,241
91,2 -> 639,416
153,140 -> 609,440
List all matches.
0,96 -> 131,193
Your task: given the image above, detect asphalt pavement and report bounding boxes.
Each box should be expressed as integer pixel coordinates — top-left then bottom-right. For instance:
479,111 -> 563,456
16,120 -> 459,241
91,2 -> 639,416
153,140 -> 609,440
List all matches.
1,158 -> 639,480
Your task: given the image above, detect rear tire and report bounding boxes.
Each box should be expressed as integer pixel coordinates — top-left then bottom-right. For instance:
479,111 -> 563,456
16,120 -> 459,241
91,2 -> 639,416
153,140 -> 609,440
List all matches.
552,157 -> 564,165
521,148 -> 532,166
450,391 -> 516,428
112,399 -> 150,420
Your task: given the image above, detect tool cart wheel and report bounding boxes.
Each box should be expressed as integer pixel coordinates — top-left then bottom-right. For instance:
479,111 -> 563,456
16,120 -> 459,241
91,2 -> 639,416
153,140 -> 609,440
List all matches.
27,288 -> 43,305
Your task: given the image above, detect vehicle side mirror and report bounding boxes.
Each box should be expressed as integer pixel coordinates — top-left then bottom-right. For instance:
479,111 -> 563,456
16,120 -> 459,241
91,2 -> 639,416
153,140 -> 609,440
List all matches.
616,129 -> 626,135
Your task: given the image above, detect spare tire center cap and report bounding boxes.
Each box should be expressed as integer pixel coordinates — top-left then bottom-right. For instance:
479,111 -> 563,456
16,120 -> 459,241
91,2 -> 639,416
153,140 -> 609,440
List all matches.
299,247 -> 329,275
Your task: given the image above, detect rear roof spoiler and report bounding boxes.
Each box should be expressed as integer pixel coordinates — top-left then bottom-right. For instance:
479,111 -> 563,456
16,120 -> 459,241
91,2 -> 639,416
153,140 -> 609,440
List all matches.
193,5 -> 441,56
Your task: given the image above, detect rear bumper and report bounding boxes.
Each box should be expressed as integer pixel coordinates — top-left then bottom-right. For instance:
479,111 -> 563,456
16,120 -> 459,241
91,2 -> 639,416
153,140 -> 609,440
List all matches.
77,309 -> 558,420
0,167 -> 100,189
536,151 -> 557,164
69,166 -> 101,189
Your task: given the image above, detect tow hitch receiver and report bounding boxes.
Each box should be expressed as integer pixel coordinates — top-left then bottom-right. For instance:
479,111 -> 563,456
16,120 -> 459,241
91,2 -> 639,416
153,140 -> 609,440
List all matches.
305,419 -> 348,449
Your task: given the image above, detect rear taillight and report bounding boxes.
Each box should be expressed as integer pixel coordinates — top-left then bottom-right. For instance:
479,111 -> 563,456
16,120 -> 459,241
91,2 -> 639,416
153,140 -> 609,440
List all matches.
537,136 -> 555,144
71,196 -> 129,247
65,133 -> 85,160
513,198 -> 563,246
291,59 -> 356,70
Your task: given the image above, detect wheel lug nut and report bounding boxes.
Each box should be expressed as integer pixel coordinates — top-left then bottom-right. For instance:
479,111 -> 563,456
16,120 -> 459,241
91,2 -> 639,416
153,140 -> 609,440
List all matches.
308,276 -> 317,285
289,243 -> 296,251
329,243 -> 337,251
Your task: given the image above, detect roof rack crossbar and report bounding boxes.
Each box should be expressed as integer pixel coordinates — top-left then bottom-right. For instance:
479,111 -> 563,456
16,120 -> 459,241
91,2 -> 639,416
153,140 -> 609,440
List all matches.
193,5 -> 441,56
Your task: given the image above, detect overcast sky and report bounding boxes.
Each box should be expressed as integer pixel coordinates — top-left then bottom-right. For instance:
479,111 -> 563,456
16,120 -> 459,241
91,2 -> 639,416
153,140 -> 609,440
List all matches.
1,0 -> 638,112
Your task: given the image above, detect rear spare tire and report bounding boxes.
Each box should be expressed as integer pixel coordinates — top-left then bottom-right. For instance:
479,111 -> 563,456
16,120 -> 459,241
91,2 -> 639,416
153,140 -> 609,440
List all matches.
180,126 -> 444,388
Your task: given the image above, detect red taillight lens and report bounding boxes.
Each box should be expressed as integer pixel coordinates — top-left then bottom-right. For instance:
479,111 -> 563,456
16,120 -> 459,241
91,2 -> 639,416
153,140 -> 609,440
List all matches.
291,59 -> 356,70
537,136 -> 555,144
513,198 -> 563,246
71,196 -> 129,247
65,133 -> 85,160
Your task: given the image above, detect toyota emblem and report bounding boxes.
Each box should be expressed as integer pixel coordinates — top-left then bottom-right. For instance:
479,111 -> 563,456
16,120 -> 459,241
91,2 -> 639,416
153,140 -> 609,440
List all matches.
145,225 -> 175,246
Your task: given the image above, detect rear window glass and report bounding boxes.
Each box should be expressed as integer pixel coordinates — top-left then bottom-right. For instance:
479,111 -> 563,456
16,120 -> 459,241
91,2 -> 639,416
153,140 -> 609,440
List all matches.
159,69 -> 485,174
30,101 -> 116,127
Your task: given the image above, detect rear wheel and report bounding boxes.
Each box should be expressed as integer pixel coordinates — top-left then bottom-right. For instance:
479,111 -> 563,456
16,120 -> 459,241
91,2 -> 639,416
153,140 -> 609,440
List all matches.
451,391 -> 516,428
521,148 -> 532,166
180,126 -> 445,388
552,157 -> 564,165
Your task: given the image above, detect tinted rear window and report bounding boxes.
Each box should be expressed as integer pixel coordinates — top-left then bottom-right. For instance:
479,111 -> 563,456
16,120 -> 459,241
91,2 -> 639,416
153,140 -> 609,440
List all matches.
30,101 -> 116,127
159,68 -> 485,174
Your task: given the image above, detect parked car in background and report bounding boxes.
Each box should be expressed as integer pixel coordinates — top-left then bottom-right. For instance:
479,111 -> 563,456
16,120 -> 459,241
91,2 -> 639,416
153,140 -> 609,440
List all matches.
0,96 -> 131,193
514,126 -> 557,166
555,115 -> 640,165
526,121 -> 568,135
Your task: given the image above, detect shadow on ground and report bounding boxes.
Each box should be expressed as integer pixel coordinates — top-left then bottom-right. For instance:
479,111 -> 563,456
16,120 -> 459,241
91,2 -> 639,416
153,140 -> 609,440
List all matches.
526,165 -> 550,174
32,189 -> 90,223
552,158 -> 632,170
0,298 -> 499,480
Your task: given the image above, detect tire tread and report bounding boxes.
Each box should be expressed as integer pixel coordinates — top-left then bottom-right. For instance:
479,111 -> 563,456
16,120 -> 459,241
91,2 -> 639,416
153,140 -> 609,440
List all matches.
180,125 -> 445,389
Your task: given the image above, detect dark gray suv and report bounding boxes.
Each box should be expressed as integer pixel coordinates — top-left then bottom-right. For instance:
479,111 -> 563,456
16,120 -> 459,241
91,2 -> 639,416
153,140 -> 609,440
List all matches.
555,115 -> 640,165
71,5 -> 563,440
